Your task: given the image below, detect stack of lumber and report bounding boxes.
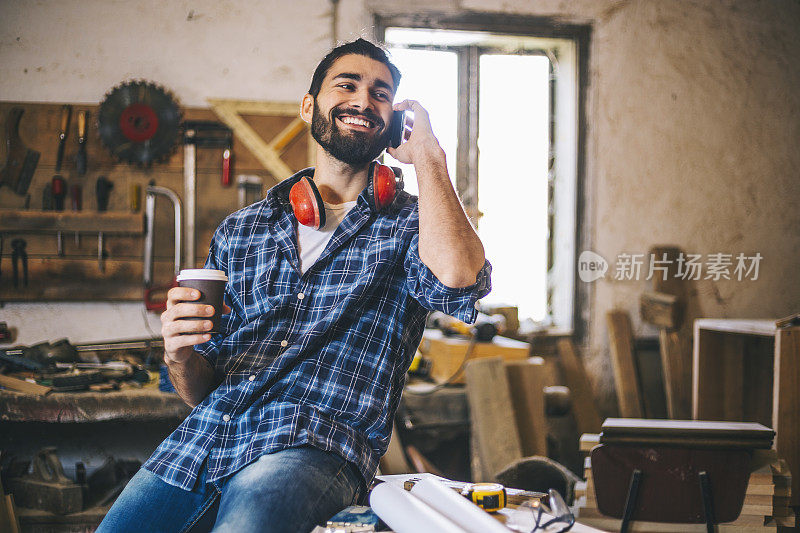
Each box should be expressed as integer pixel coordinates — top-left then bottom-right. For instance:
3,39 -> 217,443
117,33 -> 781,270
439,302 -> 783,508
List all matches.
575,429 -> 795,531
420,329 -> 530,384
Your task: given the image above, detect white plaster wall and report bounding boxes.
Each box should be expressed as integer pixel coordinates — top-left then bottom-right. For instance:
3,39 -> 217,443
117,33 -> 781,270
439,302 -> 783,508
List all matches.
2,1 -> 799,412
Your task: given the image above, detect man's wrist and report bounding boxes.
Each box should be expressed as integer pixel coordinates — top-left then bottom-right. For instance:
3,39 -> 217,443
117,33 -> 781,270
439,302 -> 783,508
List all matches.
412,144 -> 447,173
164,348 -> 193,365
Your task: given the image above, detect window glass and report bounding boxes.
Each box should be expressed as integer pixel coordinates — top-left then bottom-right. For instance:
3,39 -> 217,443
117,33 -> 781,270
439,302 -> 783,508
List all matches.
478,54 -> 551,321
385,47 -> 458,195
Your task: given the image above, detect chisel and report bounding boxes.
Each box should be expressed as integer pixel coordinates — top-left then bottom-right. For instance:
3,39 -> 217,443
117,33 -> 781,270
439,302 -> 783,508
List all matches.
55,105 -> 72,172
53,105 -> 71,257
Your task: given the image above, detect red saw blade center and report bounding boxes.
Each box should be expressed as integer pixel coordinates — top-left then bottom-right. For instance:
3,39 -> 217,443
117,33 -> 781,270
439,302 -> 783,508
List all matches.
119,103 -> 160,142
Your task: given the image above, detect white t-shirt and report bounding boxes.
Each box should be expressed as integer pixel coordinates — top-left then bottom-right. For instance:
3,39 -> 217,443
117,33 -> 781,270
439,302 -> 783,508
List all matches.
296,200 -> 358,274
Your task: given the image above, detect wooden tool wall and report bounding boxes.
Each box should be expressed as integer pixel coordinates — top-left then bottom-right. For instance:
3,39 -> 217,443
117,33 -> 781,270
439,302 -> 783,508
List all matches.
0,101 -> 311,301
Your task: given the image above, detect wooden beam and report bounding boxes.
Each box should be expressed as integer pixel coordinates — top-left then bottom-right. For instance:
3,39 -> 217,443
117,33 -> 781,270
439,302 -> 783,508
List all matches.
269,117 -> 308,155
606,310 -> 644,418
556,338 -> 603,434
207,99 -> 306,180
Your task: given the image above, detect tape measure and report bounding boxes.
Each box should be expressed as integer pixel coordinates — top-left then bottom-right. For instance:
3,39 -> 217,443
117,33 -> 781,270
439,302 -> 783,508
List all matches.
461,482 -> 507,512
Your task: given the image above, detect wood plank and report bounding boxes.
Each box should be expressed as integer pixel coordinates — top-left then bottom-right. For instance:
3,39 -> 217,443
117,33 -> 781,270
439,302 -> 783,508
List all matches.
600,419 -> 774,439
659,328 -> 692,419
0,493 -> 21,533
556,338 -> 602,434
0,375 -> 51,395
505,358 -> 548,457
648,246 -> 696,420
0,210 -> 142,233
0,257 -> 175,301
606,310 -> 643,418
773,326 -> 800,506
465,356 -> 522,482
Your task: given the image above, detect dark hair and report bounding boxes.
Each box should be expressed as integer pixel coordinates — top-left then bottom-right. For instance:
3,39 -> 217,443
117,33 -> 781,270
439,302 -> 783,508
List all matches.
308,38 -> 401,97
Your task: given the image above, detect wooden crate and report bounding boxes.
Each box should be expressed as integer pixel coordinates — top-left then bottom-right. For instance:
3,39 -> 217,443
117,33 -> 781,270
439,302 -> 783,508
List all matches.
692,319 -> 800,506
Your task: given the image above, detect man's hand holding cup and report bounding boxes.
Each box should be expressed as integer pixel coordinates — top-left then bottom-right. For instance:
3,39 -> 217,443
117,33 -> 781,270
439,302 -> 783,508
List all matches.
161,269 -> 229,364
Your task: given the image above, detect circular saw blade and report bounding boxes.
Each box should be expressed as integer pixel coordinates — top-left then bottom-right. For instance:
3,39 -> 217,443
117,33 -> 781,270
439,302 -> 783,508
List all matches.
98,80 -> 181,166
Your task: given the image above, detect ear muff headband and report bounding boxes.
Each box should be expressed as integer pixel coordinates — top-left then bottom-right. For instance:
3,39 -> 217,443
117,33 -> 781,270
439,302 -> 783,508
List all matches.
289,163 -> 401,229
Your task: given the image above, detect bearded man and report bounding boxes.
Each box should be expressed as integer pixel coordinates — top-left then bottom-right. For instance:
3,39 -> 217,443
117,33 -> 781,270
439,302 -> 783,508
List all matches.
98,38 -> 491,533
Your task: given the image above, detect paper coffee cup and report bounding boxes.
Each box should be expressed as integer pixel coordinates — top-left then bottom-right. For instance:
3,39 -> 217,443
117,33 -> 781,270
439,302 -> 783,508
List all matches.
177,269 -> 228,333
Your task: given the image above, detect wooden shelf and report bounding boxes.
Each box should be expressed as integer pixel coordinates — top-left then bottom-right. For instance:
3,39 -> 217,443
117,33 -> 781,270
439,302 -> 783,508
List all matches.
0,209 -> 143,234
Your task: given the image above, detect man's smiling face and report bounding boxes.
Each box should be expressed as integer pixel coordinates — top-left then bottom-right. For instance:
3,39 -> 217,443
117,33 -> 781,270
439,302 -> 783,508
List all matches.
306,54 -> 396,166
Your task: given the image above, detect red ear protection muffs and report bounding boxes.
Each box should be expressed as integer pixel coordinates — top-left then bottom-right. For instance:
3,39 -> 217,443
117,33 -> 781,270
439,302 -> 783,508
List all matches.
288,162 -> 403,229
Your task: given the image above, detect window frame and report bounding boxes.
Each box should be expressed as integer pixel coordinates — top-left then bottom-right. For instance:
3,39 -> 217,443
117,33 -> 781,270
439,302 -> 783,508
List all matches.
374,13 -> 591,338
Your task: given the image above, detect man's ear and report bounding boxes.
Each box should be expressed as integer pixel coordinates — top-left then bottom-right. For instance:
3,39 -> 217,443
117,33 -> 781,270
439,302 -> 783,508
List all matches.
300,94 -> 314,124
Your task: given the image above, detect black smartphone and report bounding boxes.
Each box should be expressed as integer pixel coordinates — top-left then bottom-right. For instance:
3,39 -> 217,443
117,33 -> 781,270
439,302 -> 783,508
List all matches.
389,110 -> 407,149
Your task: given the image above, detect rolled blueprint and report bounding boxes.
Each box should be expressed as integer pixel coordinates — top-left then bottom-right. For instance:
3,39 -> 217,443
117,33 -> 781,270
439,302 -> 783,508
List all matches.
410,478 -> 512,533
370,481 -> 464,533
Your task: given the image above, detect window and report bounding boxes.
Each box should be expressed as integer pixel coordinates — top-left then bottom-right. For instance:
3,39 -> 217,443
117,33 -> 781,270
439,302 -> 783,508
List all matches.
378,20 -> 585,331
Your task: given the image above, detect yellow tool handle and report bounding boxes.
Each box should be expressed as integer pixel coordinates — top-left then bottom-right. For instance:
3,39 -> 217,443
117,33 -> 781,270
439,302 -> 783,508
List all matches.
78,110 -> 86,138
59,105 -> 72,135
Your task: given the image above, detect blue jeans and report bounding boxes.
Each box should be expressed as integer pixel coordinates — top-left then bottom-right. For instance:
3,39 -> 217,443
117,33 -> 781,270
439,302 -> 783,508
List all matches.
96,446 -> 364,533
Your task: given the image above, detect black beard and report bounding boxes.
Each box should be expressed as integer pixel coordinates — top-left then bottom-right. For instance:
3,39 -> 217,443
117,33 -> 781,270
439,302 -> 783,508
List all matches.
310,103 -> 391,166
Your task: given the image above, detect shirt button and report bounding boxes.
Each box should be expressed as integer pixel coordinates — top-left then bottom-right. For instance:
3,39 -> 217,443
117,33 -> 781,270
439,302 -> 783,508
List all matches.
297,292 -> 305,299
280,340 -> 288,347
222,414 -> 231,422
248,375 -> 255,382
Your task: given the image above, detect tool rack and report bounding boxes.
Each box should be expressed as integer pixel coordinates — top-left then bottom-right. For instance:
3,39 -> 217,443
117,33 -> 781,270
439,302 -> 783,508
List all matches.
0,100 -> 312,302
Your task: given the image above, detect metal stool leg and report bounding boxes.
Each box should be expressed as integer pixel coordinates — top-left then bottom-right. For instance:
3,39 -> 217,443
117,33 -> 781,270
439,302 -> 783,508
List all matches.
699,470 -> 717,533
620,469 -> 642,533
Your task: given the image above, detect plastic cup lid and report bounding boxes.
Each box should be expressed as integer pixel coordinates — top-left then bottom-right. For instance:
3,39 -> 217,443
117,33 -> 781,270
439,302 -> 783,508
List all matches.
177,269 -> 228,282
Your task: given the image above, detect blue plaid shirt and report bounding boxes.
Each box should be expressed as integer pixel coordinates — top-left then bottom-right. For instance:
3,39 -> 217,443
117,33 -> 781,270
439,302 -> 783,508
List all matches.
144,168 -> 492,491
